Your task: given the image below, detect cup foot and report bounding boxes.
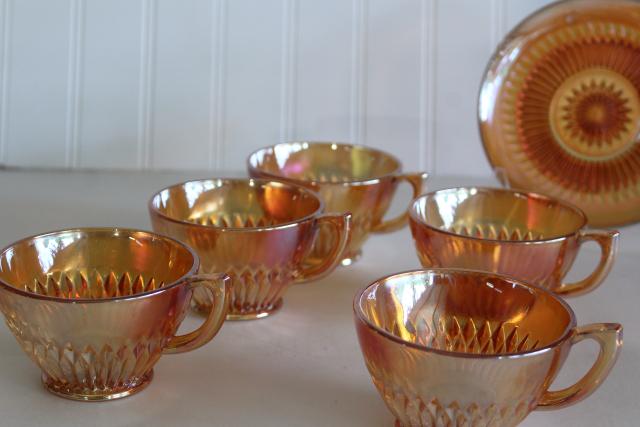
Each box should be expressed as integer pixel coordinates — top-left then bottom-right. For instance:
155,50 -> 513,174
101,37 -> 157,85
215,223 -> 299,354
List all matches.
42,370 -> 153,401
340,250 -> 362,267
193,298 -> 284,321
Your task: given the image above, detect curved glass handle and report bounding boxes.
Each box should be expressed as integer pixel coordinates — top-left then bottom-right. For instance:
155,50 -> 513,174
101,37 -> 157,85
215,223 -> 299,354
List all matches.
164,273 -> 230,354
557,229 -> 619,296
296,213 -> 352,283
538,323 -> 623,410
371,172 -> 429,234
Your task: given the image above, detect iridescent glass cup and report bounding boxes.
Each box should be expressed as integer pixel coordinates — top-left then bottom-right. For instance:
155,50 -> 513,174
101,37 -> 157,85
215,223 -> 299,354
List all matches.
149,178 -> 351,320
247,142 -> 429,265
0,228 -> 230,401
409,187 -> 619,296
354,269 -> 623,427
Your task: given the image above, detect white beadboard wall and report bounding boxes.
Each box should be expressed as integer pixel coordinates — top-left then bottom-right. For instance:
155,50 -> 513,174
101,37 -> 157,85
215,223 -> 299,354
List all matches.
0,0 -> 554,175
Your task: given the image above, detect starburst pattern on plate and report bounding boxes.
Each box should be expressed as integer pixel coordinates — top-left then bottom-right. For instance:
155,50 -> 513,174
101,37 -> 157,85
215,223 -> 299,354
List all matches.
480,0 -> 640,226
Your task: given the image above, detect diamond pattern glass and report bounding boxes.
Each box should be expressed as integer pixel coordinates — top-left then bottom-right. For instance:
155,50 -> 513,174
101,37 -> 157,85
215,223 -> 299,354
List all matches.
354,269 -> 623,427
0,228 -> 230,401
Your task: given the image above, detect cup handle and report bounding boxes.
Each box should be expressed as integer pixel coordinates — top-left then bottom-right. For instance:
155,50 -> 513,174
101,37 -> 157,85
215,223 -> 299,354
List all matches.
371,172 -> 429,234
164,273 -> 230,355
538,323 -> 623,410
296,213 -> 352,283
556,229 -> 619,297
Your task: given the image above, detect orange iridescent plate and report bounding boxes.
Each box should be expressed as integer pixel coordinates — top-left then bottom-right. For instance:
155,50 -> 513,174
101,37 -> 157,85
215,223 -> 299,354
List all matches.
479,0 -> 640,227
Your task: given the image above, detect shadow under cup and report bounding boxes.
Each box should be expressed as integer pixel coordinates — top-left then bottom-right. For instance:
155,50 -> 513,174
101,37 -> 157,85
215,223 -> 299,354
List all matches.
149,178 -> 351,320
354,269 -> 623,427
0,228 -> 230,401
247,142 -> 429,265
409,187 -> 619,296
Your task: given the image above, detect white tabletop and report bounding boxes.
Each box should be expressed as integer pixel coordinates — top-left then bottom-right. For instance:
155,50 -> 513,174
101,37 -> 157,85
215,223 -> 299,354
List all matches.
0,169 -> 636,427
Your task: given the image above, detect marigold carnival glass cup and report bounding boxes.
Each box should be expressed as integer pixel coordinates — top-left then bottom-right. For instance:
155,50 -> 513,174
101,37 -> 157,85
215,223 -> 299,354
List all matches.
247,142 -> 429,266
354,269 -> 623,427
409,187 -> 619,296
0,228 -> 230,401
149,178 -> 351,320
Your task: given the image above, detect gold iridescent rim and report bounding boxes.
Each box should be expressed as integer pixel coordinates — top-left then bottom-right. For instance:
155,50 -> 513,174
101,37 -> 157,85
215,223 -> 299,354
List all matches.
148,178 -> 326,232
353,268 -> 577,360
0,227 -> 200,304
247,141 -> 404,186
409,186 -> 588,244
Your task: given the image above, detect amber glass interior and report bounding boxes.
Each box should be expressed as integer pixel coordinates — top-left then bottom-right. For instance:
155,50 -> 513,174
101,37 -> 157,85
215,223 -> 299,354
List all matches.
411,188 -> 586,241
0,229 -> 196,299
248,142 -> 401,183
357,270 -> 573,355
151,179 -> 321,227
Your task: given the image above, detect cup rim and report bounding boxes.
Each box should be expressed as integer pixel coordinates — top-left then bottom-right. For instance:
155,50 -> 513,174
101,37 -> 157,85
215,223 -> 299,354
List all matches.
353,268 -> 577,359
409,186 -> 589,244
148,177 -> 326,232
246,141 -> 404,186
0,227 -> 200,304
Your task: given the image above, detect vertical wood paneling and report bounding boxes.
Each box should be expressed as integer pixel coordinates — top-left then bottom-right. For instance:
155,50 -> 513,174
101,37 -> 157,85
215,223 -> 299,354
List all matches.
279,0 -> 297,143
0,0 -> 11,164
223,0 -> 284,169
294,0 -> 353,142
78,0 -> 142,169
365,0 -> 422,170
490,0 -> 507,46
505,0 -> 555,31
433,0 -> 494,176
420,0 -> 437,172
151,0 -> 212,170
0,0 -> 557,176
350,0 -> 366,145
137,0 -> 155,169
64,0 -> 83,168
210,0 -> 226,169
6,0 -> 72,167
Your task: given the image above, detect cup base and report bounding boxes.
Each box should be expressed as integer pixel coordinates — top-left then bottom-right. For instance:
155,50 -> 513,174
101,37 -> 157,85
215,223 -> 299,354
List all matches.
340,250 -> 362,267
42,370 -> 153,401
193,298 -> 284,321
